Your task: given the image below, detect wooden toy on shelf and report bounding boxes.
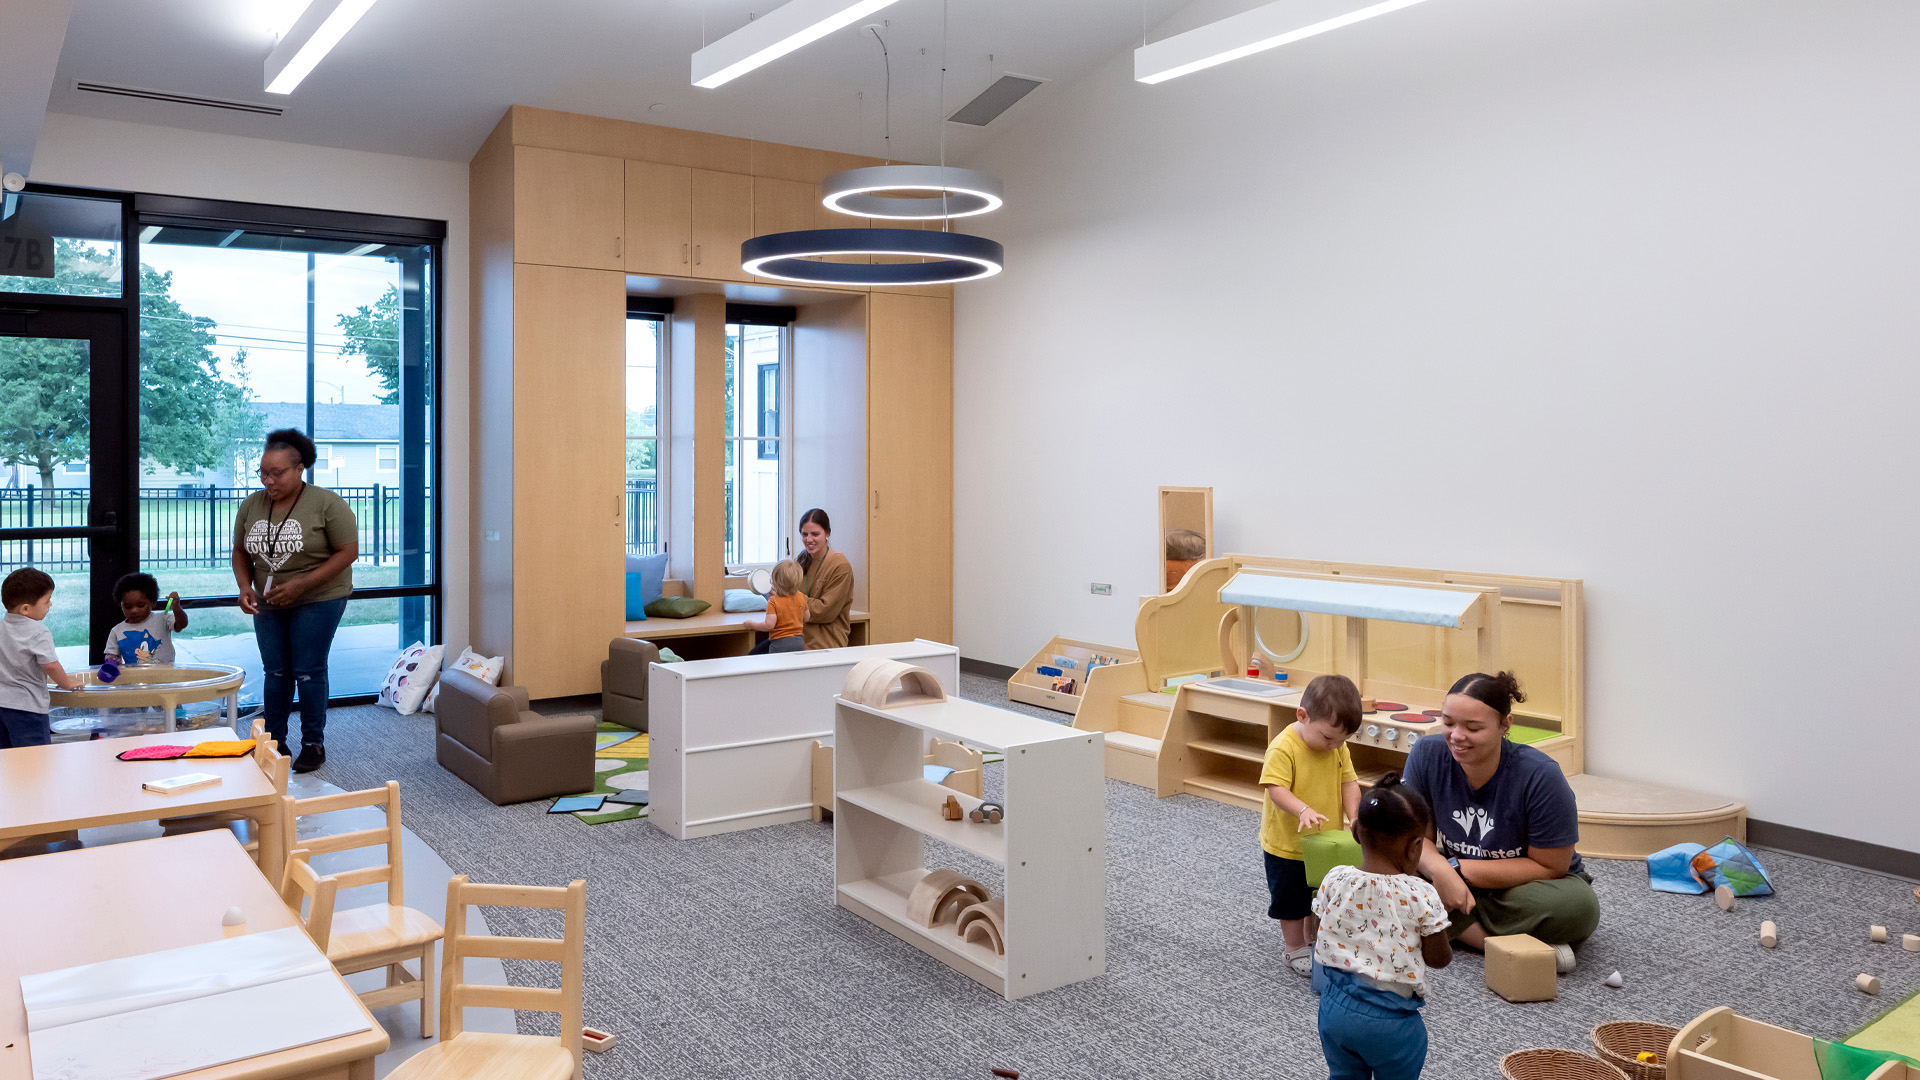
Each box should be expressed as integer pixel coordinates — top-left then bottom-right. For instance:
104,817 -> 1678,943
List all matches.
833,693 -> 1104,1000
1007,637 -> 1139,717
969,802 -> 1004,824
1760,920 -> 1778,948
905,870 -> 990,929
813,732 -> 985,822
1485,934 -> 1557,1003
1665,1007 -> 1913,1080
843,658 -> 947,708
956,898 -> 1006,956
1870,924 -> 1889,943
942,795 -> 964,821
1858,974 -> 1883,996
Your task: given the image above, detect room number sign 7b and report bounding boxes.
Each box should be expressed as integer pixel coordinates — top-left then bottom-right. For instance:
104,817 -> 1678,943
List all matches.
0,229 -> 56,278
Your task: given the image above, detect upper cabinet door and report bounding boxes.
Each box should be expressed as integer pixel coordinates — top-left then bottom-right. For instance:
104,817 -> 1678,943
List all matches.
513,147 -> 624,271
751,177 -> 821,284
689,169 -> 754,282
624,160 -> 693,276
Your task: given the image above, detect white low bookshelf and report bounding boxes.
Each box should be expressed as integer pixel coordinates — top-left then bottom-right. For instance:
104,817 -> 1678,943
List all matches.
833,695 -> 1106,1000
649,640 -> 961,840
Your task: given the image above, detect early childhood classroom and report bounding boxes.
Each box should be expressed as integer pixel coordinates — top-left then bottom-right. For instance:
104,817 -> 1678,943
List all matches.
1,4 -> 1917,1078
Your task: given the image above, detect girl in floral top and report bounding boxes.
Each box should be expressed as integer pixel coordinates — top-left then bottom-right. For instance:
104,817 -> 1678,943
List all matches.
1311,772 -> 1454,1080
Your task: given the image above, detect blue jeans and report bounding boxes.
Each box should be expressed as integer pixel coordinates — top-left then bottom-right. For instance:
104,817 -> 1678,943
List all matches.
1317,965 -> 1428,1080
254,597 -> 347,750
0,706 -> 51,748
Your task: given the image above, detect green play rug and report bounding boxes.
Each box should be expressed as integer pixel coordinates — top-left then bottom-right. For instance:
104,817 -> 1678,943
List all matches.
1846,986 -> 1920,1067
550,723 -> 650,825
1508,725 -> 1556,745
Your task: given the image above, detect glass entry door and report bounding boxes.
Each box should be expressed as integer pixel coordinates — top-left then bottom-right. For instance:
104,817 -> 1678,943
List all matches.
0,305 -> 135,669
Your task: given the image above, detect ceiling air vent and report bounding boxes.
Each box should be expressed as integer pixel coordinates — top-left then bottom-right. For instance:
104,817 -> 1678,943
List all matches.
946,74 -> 1046,127
74,81 -> 285,117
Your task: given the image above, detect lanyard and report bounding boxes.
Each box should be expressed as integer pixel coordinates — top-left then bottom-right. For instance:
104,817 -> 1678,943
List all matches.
261,483 -> 306,592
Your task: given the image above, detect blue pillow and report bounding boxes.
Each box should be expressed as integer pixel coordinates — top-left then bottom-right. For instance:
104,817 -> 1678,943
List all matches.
723,589 -> 767,613
625,573 -> 648,621
625,552 -> 669,606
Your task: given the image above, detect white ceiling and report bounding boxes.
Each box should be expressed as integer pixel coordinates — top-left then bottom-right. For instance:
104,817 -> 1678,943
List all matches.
48,0 -> 1191,165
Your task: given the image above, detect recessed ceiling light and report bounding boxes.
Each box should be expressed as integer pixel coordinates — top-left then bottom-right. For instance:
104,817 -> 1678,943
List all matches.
1135,0 -> 1435,85
692,0 -> 906,89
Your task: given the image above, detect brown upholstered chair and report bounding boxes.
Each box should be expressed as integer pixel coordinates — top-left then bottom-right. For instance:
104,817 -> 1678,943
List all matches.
433,669 -> 597,805
599,637 -> 658,732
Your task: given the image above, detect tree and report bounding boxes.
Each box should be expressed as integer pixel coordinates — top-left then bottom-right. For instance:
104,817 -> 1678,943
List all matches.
625,408 -> 656,477
0,246 -> 258,497
336,284 -> 401,404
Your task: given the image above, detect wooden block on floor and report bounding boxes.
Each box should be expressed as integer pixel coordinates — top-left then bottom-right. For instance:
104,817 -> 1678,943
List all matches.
1485,934 -> 1557,1003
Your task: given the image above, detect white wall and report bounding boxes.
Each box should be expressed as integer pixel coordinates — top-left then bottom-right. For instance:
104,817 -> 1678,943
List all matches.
954,0 -> 1920,850
31,113 -> 471,655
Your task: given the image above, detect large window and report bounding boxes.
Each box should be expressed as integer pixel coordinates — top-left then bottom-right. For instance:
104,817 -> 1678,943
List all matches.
724,320 -> 790,567
133,212 -> 439,705
625,313 -> 665,556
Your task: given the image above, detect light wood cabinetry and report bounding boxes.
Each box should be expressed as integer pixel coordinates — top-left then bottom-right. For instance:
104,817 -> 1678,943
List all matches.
868,292 -> 953,644
474,106 -> 956,697
513,147 -> 623,271
690,169 -> 753,281
510,263 -> 626,697
623,161 -> 692,275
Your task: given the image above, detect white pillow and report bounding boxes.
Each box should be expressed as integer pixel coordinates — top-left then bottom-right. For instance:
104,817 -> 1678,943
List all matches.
423,647 -> 505,713
378,641 -> 446,715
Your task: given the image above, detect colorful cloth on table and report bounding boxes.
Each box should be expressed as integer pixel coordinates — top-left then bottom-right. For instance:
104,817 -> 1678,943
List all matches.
117,744 -> 191,760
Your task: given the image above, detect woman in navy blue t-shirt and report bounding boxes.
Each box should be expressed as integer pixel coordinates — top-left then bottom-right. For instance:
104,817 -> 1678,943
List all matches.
1404,671 -> 1600,969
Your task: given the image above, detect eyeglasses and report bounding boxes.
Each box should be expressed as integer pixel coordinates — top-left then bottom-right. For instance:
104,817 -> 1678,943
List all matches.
258,465 -> 301,481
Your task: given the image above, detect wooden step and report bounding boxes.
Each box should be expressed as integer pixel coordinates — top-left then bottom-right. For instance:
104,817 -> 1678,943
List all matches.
1567,773 -> 1747,860
1182,773 -> 1264,811
1120,692 -> 1173,712
1102,730 -> 1161,755
1187,737 -> 1265,764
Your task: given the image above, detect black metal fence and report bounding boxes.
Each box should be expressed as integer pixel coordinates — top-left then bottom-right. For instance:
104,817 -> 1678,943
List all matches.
626,478 -> 660,556
0,485 -> 427,571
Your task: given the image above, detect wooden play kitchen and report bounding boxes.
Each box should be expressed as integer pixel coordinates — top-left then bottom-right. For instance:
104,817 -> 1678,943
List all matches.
50,663 -> 246,732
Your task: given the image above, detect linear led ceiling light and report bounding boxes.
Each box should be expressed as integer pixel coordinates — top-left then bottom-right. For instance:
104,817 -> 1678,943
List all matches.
1135,0 -> 1434,85
741,229 -> 1003,286
693,0 -> 906,89
821,165 -> 1004,220
265,0 -> 380,95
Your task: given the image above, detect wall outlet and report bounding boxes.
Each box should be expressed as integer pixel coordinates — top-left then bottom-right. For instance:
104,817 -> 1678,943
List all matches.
1091,583 -> 1112,596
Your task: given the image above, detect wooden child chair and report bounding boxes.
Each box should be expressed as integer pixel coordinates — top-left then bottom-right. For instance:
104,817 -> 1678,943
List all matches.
387,875 -> 587,1080
279,781 -> 444,1038
162,719 -> 290,865
279,846 -> 340,949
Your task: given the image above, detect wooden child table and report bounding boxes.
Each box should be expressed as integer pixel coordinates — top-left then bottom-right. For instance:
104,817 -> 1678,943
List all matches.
0,726 -> 286,882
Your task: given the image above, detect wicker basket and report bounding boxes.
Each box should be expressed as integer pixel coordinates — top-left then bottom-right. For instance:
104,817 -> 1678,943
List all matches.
1501,1048 -> 1632,1080
1592,1022 -> 1680,1080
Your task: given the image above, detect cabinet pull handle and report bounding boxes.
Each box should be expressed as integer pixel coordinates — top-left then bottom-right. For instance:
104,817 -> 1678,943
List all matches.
681,243 -> 688,264
615,236 -> 623,259
695,244 -> 702,265
873,490 -> 880,510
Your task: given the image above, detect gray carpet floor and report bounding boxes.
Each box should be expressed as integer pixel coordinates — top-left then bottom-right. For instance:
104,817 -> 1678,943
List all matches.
306,674 -> 1920,1079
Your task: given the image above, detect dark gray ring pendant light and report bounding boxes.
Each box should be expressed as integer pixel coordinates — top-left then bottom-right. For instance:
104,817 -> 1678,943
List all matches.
742,228 -> 1005,286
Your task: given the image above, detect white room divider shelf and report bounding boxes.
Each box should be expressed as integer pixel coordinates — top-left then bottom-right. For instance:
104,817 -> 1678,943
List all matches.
833,695 -> 1105,1000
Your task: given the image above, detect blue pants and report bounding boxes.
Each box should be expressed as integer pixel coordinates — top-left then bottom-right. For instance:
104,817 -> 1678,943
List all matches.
1317,965 -> 1428,1080
748,635 -> 804,655
254,597 -> 347,750
0,706 -> 51,748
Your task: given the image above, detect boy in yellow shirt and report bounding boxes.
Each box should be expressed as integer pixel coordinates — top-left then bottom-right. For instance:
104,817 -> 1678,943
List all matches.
1260,674 -> 1363,976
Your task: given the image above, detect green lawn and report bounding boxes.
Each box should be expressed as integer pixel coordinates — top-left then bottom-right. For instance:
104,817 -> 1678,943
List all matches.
45,565 -> 414,648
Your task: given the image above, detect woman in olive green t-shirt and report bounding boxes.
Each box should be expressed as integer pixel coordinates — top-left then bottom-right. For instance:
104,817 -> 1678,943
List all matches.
230,429 -> 358,773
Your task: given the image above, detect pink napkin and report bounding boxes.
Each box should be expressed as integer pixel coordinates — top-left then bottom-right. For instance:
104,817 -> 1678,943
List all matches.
116,744 -> 191,761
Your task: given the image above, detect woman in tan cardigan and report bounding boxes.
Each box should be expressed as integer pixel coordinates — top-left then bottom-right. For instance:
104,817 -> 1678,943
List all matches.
797,508 -> 854,649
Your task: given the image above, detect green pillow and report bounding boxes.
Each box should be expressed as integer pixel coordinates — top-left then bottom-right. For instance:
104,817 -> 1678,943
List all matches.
644,596 -> 711,619
1302,828 -> 1363,887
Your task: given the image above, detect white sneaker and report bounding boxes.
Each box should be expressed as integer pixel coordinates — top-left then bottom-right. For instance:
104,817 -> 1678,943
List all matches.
1286,945 -> 1315,977
1553,943 -> 1576,974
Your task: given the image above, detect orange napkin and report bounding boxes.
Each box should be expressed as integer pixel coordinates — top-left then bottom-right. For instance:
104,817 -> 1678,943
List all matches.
183,740 -> 256,759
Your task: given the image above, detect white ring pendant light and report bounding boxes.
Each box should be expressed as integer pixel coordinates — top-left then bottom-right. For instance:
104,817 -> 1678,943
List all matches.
820,165 -> 1004,220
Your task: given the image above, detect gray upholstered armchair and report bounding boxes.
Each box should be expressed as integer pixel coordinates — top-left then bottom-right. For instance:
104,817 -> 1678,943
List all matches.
434,669 -> 597,805
600,637 -> 658,731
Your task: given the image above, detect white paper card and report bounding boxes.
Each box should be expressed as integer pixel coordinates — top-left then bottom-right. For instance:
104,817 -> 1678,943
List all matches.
23,927 -> 329,1030
28,971 -> 368,1080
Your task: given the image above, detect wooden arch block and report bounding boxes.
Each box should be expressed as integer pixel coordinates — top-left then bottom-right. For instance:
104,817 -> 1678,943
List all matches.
955,897 -> 1006,945
842,659 -> 947,709
963,917 -> 1004,955
905,870 -> 989,928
